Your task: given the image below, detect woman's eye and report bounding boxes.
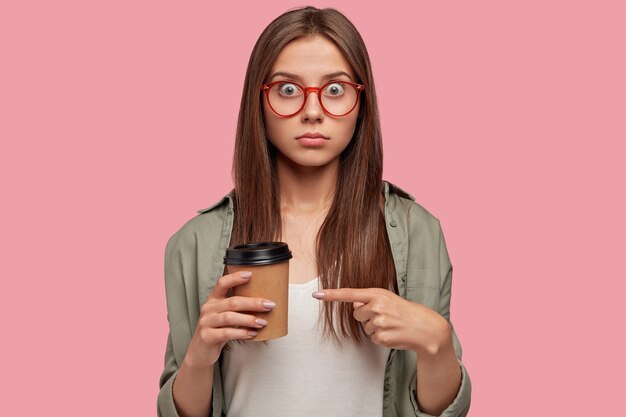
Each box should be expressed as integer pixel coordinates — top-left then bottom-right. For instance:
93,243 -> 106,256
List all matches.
278,83 -> 301,96
324,82 -> 345,96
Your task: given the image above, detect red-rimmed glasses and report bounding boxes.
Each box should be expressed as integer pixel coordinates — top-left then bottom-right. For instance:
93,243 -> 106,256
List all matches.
261,80 -> 365,117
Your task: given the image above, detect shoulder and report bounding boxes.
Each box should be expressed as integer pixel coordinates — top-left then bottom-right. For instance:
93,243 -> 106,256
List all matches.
384,181 -> 451,301
195,189 -> 235,215
383,180 -> 442,232
165,190 -> 234,255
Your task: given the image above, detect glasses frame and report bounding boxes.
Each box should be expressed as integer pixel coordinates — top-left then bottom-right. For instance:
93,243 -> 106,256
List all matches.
261,80 -> 365,118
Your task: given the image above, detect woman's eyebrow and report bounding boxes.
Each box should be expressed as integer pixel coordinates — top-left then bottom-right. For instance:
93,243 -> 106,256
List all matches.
268,71 -> 354,82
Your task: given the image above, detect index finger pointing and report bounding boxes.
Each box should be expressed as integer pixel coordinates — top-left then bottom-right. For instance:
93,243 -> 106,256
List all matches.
312,288 -> 374,303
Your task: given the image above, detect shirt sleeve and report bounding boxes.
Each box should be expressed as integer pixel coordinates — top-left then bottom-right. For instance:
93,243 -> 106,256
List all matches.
157,333 -> 182,417
413,220 -> 472,417
157,233 -> 186,417
157,214 -> 228,417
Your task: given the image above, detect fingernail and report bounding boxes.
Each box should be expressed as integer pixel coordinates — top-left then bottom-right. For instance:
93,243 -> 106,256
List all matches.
262,301 -> 276,309
240,271 -> 252,279
312,291 -> 325,300
255,319 -> 268,326
248,330 -> 258,336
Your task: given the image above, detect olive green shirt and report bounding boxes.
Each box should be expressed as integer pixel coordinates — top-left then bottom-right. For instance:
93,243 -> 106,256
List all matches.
157,181 -> 472,416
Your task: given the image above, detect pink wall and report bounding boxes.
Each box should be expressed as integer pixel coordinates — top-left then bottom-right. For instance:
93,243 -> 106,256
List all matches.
2,0 -> 624,415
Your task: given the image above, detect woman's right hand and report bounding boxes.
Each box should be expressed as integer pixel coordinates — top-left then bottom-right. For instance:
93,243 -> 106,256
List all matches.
184,271 -> 276,367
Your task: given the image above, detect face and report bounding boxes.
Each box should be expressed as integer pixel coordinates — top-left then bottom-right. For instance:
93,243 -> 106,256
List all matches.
262,35 -> 360,169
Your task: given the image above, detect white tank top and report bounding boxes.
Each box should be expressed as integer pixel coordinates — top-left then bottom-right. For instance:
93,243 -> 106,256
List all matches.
222,278 -> 390,417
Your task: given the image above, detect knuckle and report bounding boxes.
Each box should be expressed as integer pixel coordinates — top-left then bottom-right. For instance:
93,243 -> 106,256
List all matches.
201,301 -> 212,314
217,328 -> 231,341
228,297 -> 241,310
199,329 -> 213,344
374,332 -> 388,345
216,276 -> 231,291
211,312 -> 223,327
197,315 -> 209,328
202,301 -> 221,318
222,311 -> 236,325
222,328 -> 240,341
213,278 -> 225,291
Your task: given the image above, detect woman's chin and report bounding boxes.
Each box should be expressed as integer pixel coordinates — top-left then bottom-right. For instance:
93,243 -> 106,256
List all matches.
277,153 -> 340,171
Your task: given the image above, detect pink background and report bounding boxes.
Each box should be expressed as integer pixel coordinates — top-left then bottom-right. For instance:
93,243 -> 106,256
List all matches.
1,1 -> 624,415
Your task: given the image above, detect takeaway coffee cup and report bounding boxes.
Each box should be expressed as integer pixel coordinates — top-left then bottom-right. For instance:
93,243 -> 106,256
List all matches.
224,242 -> 292,341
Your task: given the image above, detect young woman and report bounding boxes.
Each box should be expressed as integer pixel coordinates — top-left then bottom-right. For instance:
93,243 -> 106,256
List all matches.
158,6 -> 471,417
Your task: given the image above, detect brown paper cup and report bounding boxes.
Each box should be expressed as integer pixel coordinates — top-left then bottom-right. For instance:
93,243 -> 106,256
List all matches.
224,242 -> 292,341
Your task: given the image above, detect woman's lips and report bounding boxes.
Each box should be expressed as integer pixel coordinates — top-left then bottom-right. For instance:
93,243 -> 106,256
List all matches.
296,137 -> 327,146
295,133 -> 329,147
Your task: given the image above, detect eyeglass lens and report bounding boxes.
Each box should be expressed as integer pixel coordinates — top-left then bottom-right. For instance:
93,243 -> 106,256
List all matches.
267,82 -> 358,116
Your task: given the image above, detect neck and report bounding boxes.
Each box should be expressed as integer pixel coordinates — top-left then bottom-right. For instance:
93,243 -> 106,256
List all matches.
275,155 -> 339,215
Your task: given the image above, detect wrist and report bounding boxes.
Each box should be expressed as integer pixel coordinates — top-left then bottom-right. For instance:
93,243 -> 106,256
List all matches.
183,352 -> 216,372
414,316 -> 453,357
183,337 -> 219,370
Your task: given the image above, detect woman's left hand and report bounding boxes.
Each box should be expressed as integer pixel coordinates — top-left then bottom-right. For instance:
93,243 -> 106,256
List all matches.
313,288 -> 451,355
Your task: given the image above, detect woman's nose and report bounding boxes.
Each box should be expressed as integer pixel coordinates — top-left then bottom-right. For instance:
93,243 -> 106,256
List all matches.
301,91 -> 324,121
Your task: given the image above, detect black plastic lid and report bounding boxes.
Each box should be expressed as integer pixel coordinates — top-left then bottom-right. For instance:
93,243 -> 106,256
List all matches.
224,242 -> 292,266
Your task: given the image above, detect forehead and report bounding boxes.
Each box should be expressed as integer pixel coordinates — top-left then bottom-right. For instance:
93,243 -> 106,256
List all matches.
269,36 -> 355,83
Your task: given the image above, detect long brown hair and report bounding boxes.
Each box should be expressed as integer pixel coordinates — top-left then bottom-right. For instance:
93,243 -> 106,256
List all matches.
231,6 -> 397,344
